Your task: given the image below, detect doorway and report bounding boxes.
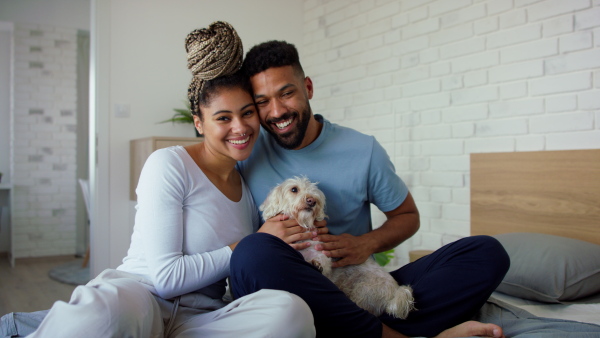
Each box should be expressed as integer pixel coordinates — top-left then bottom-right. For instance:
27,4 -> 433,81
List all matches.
0,19 -> 90,264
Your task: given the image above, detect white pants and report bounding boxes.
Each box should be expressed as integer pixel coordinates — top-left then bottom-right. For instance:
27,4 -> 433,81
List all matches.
28,269 -> 315,338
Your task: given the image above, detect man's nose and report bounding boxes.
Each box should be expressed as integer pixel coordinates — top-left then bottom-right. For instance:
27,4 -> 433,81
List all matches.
271,99 -> 287,118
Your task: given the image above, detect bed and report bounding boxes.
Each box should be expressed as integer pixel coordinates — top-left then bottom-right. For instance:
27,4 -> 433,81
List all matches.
3,149 -> 600,337
469,149 -> 600,337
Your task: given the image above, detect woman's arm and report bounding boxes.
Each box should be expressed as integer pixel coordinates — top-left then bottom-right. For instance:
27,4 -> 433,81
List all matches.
136,149 -> 232,299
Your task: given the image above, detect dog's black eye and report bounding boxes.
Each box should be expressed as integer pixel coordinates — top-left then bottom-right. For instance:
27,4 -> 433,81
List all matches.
291,187 -> 298,193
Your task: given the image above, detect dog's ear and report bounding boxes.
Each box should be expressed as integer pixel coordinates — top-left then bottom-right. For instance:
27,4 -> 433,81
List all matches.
315,205 -> 326,221
314,188 -> 327,221
260,185 -> 285,220
315,208 -> 326,222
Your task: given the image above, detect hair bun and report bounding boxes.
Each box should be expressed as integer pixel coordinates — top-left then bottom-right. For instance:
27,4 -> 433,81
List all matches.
185,21 -> 243,81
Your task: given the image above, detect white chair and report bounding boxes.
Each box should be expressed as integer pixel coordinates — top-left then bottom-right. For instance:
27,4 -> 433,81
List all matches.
78,178 -> 91,268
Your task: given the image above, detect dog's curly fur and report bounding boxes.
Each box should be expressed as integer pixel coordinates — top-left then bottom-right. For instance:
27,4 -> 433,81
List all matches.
260,176 -> 415,318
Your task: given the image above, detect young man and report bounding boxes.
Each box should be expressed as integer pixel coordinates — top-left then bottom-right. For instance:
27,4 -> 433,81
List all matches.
232,40 -> 509,338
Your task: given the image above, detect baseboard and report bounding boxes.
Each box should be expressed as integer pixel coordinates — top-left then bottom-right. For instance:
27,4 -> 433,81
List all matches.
13,255 -> 78,264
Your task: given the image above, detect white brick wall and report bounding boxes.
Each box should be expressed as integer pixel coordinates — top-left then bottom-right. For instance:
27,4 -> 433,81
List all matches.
303,0 -> 600,267
12,23 -> 78,258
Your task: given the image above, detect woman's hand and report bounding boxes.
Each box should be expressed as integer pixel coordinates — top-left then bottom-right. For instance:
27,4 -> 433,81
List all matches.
258,214 -> 328,251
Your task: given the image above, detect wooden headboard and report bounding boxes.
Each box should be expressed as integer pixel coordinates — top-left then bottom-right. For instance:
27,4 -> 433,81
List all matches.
470,149 -> 600,245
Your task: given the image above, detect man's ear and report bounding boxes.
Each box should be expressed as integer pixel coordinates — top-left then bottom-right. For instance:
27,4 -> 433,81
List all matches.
304,76 -> 314,100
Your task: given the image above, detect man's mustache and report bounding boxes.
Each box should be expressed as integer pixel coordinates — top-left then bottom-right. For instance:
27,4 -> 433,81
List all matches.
266,112 -> 297,124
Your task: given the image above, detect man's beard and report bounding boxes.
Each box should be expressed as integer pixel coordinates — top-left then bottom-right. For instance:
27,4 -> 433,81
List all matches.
264,108 -> 311,150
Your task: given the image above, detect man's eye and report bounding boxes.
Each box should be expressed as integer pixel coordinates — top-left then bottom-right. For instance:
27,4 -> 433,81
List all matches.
291,187 -> 298,193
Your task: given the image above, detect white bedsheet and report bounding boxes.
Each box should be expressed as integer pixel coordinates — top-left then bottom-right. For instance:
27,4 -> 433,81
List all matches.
490,291 -> 600,326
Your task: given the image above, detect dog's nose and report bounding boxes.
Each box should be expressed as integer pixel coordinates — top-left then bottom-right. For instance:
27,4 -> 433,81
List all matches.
306,197 -> 316,207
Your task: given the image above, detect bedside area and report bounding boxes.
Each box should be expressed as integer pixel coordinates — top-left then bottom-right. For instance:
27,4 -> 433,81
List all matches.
409,250 -> 434,263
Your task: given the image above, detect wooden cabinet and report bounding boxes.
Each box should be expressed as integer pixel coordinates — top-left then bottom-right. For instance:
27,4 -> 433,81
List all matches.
130,136 -> 202,200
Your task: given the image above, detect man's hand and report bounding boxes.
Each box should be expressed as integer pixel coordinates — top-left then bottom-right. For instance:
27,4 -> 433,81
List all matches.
258,214 -> 328,251
314,233 -> 374,268
314,192 -> 420,268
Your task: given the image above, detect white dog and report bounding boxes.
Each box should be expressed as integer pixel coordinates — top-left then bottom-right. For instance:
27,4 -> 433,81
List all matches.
260,176 -> 415,319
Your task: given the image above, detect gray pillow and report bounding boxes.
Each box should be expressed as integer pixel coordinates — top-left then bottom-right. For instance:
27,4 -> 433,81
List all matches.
494,232 -> 600,303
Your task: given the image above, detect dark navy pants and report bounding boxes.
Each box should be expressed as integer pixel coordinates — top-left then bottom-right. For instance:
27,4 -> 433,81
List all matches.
230,233 -> 509,338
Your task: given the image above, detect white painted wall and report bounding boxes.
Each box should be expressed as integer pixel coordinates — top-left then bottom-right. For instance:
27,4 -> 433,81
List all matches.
91,0 -> 305,274
303,0 -> 600,267
10,23 -> 80,258
0,0 -> 90,30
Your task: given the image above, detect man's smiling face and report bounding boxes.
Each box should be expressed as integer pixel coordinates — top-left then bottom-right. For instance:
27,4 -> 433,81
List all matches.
250,65 -> 314,150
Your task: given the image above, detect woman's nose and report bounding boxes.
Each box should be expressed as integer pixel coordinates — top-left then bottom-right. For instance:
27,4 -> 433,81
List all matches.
232,116 -> 250,134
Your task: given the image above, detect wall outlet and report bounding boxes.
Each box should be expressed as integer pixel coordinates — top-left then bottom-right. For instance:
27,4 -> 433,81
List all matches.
114,103 -> 130,118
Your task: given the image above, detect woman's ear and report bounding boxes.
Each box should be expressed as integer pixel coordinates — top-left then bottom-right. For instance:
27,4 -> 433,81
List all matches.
193,114 -> 203,135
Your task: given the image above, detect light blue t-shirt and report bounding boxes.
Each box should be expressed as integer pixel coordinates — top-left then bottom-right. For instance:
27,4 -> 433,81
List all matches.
237,115 -> 408,237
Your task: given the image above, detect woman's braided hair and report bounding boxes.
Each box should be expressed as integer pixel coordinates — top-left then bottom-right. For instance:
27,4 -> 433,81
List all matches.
185,21 -> 247,118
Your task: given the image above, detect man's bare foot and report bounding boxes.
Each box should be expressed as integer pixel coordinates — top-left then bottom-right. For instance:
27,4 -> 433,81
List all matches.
435,321 -> 504,338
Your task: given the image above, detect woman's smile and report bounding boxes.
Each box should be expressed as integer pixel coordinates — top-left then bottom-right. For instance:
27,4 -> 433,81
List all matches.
227,134 -> 252,148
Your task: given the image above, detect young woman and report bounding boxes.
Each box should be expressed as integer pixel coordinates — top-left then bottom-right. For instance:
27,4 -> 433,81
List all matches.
9,22 -> 315,338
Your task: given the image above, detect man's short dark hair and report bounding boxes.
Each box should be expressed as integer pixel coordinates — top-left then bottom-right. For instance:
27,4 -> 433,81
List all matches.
242,40 -> 304,77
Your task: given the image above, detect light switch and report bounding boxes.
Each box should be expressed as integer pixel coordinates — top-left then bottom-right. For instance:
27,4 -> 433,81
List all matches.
114,103 -> 130,118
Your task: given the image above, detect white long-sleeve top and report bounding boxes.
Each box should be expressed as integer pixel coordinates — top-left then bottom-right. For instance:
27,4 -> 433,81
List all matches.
118,146 -> 259,305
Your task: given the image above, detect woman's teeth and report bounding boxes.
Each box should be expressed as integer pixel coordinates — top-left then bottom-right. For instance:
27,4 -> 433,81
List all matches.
275,119 -> 292,129
228,136 -> 249,145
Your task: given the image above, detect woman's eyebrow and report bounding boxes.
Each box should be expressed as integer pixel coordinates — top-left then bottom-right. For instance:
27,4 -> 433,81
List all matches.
212,103 -> 254,115
212,109 -> 232,116
240,103 -> 255,111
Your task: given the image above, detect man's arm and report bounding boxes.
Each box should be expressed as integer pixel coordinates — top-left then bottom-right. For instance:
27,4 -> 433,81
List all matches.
363,191 -> 420,254
315,192 -> 420,268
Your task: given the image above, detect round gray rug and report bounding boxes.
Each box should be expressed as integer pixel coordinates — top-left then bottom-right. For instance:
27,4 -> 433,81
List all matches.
48,259 -> 91,286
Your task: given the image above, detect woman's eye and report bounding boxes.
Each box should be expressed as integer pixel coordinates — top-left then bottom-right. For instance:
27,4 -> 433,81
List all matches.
291,187 -> 298,193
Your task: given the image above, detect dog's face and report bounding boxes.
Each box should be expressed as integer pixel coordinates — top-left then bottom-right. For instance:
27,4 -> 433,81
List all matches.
260,176 -> 327,229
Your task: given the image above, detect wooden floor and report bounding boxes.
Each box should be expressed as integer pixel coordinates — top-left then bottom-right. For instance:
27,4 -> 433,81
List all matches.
0,255 -> 78,315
